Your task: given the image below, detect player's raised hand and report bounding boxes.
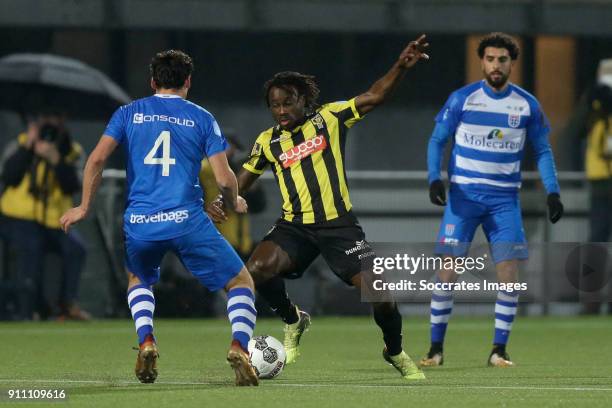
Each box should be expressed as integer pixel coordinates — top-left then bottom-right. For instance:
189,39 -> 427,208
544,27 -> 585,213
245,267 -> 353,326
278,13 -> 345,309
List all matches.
206,195 -> 227,222
235,195 -> 248,214
398,34 -> 429,69
59,206 -> 88,233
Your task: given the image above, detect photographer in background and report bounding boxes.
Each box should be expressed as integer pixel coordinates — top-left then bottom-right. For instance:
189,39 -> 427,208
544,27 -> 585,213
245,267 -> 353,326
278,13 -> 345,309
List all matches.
0,109 -> 90,320
581,62 -> 612,314
587,84 -> 612,241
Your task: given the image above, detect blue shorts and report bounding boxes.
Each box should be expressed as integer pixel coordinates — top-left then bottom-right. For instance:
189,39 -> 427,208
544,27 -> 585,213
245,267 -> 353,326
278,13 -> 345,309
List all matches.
434,186 -> 528,264
124,218 -> 244,291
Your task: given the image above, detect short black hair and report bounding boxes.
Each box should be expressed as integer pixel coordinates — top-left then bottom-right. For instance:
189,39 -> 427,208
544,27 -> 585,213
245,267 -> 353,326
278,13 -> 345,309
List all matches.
150,50 -> 194,89
477,32 -> 520,60
263,71 -> 320,112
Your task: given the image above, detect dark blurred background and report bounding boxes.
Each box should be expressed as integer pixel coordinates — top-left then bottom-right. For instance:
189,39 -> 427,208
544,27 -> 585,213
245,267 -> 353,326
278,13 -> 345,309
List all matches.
1,0 -> 611,319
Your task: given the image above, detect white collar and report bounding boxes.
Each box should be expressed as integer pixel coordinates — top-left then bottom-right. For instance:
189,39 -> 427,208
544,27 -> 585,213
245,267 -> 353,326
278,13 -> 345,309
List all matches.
154,94 -> 182,99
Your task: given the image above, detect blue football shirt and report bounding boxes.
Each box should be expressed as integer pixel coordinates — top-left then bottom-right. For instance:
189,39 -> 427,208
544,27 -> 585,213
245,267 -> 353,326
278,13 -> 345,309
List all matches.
428,80 -> 560,195
104,94 -> 227,240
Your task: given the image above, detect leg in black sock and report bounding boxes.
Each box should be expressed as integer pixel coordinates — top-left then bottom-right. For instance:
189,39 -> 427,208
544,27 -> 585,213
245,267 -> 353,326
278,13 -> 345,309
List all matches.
256,275 -> 299,324
247,240 -> 308,325
373,302 -> 403,356
430,342 -> 444,354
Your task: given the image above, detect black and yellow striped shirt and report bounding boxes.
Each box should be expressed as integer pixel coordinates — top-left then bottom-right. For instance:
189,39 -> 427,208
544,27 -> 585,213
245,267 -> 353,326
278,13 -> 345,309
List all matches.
243,98 -> 363,224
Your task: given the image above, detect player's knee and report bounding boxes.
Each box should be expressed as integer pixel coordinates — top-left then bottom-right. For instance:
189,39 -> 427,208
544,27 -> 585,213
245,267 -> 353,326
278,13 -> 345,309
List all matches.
372,301 -> 397,315
233,267 -> 255,290
224,267 -> 255,292
496,260 -> 518,283
438,260 -> 459,283
127,271 -> 144,289
246,258 -> 263,277
350,273 -> 362,288
247,257 -> 277,285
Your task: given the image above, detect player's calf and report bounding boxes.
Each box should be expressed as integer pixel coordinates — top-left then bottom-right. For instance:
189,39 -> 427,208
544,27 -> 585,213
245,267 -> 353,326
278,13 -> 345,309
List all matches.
225,284 -> 258,385
372,302 -> 403,357
422,277 -> 454,368
127,283 -> 158,383
226,285 -> 257,350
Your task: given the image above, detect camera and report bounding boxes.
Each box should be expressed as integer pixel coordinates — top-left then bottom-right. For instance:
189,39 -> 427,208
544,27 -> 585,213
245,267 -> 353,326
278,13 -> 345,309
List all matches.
39,124 -> 61,142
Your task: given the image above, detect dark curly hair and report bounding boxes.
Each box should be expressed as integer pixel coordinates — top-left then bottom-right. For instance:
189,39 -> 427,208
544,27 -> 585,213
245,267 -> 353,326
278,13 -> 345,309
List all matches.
477,32 -> 520,60
150,49 -> 194,89
263,71 -> 320,112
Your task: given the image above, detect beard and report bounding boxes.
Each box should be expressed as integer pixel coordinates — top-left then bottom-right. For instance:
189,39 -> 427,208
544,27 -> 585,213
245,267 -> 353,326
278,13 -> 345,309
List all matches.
485,71 -> 509,89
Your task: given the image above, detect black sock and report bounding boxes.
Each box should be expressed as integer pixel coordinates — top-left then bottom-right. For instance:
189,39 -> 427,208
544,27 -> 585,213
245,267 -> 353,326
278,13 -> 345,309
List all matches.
256,275 -> 299,324
430,342 -> 443,354
492,343 -> 506,354
373,302 -> 403,356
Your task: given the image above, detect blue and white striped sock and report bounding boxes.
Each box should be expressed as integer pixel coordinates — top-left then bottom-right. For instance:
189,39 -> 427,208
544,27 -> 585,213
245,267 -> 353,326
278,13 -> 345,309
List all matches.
127,285 -> 155,345
494,290 -> 519,345
227,287 -> 257,350
430,284 -> 454,344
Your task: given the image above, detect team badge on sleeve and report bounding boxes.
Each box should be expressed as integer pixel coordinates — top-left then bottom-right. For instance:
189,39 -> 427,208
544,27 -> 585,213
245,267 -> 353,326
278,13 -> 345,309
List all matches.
247,142 -> 263,167
250,142 -> 262,157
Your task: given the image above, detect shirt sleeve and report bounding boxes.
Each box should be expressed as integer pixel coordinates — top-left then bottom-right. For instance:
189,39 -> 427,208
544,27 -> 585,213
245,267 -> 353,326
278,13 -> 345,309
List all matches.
103,106 -> 127,144
427,123 -> 453,184
202,115 -> 228,158
243,134 -> 269,175
322,98 -> 363,129
527,101 -> 552,138
527,103 -> 560,194
434,91 -> 463,134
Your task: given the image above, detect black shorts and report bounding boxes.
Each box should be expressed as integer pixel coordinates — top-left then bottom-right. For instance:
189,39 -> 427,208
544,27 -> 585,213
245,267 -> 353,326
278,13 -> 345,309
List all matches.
261,212 -> 375,285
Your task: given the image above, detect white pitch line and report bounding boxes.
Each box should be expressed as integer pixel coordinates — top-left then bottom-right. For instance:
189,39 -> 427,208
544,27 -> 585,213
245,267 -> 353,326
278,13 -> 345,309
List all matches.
273,384 -> 612,392
1,320 -> 610,336
0,379 -> 610,392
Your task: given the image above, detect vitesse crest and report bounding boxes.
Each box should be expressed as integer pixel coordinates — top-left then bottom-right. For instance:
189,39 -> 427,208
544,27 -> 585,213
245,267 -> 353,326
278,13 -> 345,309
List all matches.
310,113 -> 325,130
250,142 -> 262,157
248,142 -> 263,166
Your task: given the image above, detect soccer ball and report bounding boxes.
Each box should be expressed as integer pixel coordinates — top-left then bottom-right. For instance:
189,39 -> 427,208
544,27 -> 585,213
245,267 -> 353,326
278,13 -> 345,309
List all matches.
247,335 -> 286,379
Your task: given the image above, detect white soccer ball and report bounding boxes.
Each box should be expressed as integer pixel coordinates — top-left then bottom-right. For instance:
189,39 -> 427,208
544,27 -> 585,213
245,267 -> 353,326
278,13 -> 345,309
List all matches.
247,335 -> 286,379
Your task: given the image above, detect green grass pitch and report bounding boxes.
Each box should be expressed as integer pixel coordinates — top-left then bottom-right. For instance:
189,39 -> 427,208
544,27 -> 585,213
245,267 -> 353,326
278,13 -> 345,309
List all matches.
0,316 -> 610,407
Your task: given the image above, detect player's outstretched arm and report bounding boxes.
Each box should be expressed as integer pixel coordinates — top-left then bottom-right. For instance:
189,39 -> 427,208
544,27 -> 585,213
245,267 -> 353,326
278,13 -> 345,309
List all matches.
354,34 -> 429,116
237,168 -> 261,195
205,168 -> 261,222
60,135 -> 118,233
208,151 -> 248,214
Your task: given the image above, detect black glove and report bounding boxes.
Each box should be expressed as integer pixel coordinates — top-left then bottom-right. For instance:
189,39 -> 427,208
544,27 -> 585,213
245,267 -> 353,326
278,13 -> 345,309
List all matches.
547,193 -> 563,224
429,180 -> 446,206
